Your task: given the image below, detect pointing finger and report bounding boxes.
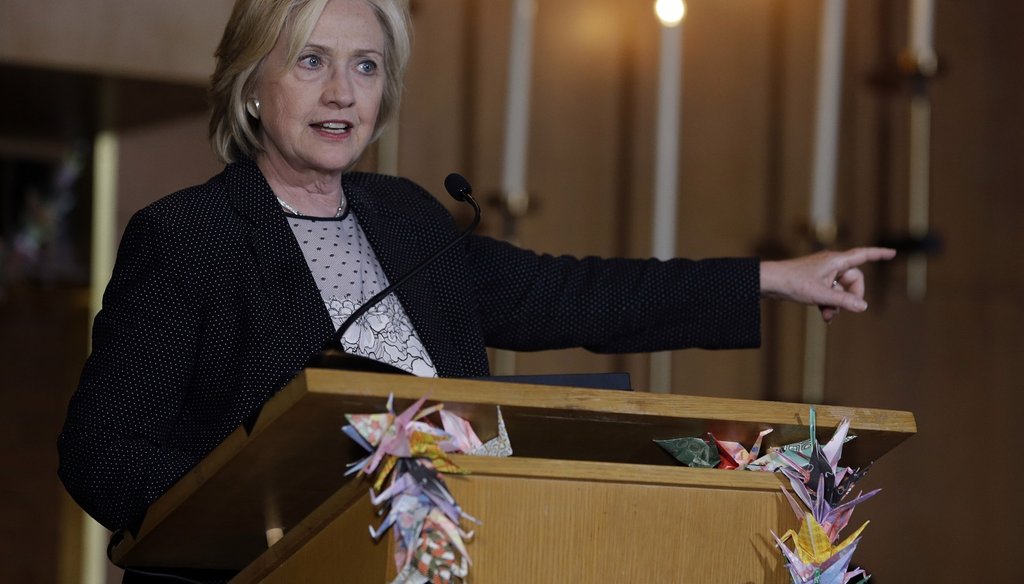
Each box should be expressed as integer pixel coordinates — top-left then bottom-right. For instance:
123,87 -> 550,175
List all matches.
834,247 -> 897,272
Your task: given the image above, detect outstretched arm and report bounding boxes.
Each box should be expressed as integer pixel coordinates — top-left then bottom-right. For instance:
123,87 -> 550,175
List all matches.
760,247 -> 897,322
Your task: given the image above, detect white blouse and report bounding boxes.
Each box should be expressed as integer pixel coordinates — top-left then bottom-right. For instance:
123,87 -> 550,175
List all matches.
284,211 -> 438,377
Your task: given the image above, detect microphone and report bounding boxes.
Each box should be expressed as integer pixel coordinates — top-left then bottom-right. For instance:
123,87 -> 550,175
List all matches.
444,172 -> 473,203
306,173 -> 482,374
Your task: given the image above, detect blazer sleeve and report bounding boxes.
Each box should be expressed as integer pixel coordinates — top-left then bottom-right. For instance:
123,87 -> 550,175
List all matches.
58,209 -> 202,531
464,235 -> 761,353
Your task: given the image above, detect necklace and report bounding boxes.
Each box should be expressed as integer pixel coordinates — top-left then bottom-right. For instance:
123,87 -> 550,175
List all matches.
276,193 -> 348,218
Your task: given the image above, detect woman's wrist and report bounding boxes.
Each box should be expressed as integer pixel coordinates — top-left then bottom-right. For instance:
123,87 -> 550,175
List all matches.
759,260 -> 785,300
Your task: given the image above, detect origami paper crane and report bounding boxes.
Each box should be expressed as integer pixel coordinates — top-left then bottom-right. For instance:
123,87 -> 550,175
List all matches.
654,436 -> 720,468
655,428 -> 772,470
771,408 -> 877,584
343,395 -> 507,584
747,431 -> 857,473
468,405 -> 513,457
772,513 -> 868,584
710,428 -> 773,470
775,513 -> 868,566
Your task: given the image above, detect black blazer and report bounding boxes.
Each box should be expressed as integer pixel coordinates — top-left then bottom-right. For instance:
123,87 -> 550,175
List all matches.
58,158 -> 760,531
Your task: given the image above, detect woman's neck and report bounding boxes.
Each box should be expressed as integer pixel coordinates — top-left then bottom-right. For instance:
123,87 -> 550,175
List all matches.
257,155 -> 345,217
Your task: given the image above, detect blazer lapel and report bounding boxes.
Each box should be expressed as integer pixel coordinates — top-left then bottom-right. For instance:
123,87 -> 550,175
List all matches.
221,160 -> 335,374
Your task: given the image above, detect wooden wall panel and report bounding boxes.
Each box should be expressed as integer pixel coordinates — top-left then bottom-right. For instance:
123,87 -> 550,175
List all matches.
117,113 -> 222,234
827,1 -> 1024,580
0,287 -> 90,584
0,0 -> 234,84
396,0 -> 470,196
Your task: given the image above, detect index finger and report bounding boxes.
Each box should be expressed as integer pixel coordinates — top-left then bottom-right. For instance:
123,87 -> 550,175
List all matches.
833,247 -> 897,272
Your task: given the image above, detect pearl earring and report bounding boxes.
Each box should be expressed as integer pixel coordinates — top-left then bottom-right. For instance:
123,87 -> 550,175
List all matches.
245,98 -> 261,119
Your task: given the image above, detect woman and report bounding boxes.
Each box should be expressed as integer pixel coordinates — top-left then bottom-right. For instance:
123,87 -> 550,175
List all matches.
58,0 -> 894,561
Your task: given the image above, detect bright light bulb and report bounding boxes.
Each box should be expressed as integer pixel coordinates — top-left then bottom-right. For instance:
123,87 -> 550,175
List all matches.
655,0 -> 686,27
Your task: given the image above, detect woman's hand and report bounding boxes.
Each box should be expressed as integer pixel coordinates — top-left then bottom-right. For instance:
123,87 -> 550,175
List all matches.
760,247 -> 897,323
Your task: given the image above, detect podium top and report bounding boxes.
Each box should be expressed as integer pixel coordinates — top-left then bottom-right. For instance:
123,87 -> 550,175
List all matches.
111,369 -> 916,570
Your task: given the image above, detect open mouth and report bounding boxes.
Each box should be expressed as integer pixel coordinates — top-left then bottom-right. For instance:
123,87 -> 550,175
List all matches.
311,121 -> 352,134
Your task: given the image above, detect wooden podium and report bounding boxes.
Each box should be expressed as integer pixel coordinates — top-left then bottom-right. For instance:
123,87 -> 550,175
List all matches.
110,369 -> 916,583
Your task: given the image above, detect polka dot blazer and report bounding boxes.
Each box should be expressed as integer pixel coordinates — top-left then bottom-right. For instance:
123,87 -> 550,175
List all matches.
58,158 -> 760,531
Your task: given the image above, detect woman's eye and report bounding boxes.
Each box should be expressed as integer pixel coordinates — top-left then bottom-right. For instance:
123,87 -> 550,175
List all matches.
356,60 -> 378,74
300,54 -> 322,69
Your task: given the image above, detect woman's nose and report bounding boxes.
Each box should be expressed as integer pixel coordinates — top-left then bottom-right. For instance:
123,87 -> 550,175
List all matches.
323,69 -> 355,108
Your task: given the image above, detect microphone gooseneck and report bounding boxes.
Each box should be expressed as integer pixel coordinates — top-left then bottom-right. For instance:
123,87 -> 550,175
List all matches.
330,173 -> 481,348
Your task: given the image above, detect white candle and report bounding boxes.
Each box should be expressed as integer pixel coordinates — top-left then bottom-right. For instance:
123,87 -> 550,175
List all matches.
909,0 -> 936,71
501,0 -> 537,216
907,0 -> 935,301
652,0 -> 684,261
808,0 -> 846,243
650,0 -> 685,393
804,0 -> 847,405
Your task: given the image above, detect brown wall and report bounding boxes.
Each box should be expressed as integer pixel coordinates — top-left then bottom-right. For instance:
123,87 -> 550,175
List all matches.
1,0 -> 1021,581
0,0 -> 234,84
833,1 -> 1024,574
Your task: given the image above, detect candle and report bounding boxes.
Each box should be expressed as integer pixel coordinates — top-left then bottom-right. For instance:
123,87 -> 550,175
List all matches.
909,0 -> 936,73
808,0 -> 846,244
652,0 -> 684,261
907,0 -> 935,301
650,0 -> 685,393
501,0 -> 537,217
804,0 -> 847,404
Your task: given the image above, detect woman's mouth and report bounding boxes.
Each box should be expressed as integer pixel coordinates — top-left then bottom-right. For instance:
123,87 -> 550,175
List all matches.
311,121 -> 352,135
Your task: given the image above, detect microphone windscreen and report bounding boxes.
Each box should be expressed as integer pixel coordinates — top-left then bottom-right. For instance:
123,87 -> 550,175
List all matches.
444,173 -> 473,202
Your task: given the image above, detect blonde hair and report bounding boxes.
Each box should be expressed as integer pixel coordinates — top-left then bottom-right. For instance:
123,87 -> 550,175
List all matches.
208,0 -> 411,163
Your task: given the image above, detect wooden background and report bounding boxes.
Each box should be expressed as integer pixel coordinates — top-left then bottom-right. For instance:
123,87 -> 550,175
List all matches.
1,0 -> 1021,581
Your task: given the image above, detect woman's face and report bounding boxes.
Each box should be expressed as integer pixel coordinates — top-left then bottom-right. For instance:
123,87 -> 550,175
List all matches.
255,0 -> 384,178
